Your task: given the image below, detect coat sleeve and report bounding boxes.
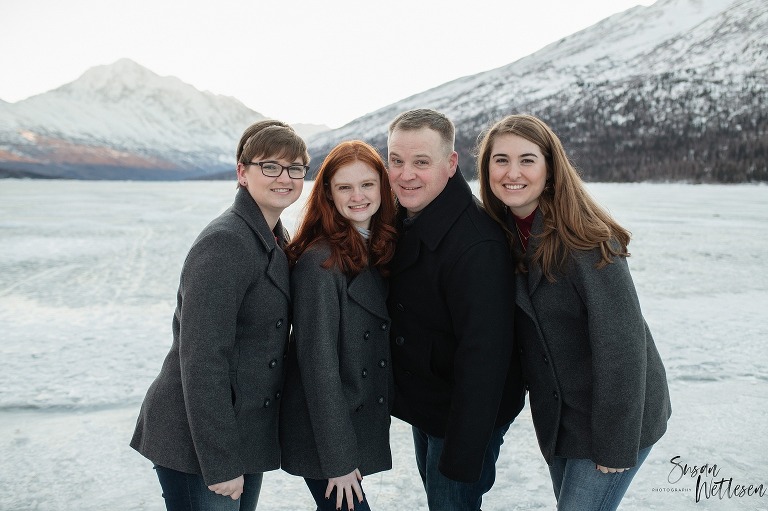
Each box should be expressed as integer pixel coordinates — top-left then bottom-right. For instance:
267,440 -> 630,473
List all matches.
291,251 -> 360,478
439,239 -> 516,482
571,248 -> 648,468
178,229 -> 252,485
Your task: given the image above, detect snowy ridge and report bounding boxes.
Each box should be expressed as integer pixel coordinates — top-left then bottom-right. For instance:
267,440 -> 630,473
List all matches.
306,0 -> 767,182
0,0 -> 765,181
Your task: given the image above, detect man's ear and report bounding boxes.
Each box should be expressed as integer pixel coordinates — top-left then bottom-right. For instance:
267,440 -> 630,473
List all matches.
448,151 -> 459,177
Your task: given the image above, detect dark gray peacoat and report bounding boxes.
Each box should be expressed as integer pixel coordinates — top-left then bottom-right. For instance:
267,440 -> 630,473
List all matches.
280,242 -> 393,479
387,170 -> 525,483
131,187 -> 291,486
511,210 -> 671,469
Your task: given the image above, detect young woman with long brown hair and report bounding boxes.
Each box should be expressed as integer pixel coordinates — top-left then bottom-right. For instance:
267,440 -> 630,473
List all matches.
477,114 -> 671,511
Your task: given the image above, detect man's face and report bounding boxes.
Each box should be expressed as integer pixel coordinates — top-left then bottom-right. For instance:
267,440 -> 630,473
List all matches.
387,127 -> 458,216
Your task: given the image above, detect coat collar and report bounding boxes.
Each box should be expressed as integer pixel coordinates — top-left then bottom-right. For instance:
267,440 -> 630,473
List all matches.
391,167 -> 473,274
232,187 -> 290,300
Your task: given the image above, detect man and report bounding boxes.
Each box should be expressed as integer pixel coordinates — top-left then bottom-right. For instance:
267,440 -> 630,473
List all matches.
386,109 -> 525,510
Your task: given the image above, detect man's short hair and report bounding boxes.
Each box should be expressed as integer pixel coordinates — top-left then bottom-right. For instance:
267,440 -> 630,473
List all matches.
388,109 -> 455,153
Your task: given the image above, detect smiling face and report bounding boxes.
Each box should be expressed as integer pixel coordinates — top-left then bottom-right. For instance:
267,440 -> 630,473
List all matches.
329,160 -> 381,230
387,127 -> 457,216
488,134 -> 548,218
237,154 -> 304,228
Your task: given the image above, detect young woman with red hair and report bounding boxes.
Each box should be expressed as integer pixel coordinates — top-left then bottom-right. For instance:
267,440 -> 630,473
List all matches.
280,140 -> 397,511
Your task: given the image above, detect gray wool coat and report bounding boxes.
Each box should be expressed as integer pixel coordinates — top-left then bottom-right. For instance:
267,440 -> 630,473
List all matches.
131,187 -> 292,486
511,210 -> 671,469
280,242 -> 393,479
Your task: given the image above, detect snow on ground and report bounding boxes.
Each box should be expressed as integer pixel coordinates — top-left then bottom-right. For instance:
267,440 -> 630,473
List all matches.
0,180 -> 766,510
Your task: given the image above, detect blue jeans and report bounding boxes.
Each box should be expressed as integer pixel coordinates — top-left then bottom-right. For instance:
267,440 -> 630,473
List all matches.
548,445 -> 652,511
154,465 -> 262,511
412,422 -> 510,511
304,477 -> 372,511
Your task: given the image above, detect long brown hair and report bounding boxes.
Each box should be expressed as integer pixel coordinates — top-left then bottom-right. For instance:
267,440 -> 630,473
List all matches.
476,114 -> 630,281
286,140 -> 397,276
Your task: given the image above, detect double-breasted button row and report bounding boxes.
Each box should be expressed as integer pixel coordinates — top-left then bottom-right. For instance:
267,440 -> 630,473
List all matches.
263,390 -> 283,408
275,318 -> 284,328
268,359 -> 278,369
378,359 -> 387,368
353,395 -> 385,410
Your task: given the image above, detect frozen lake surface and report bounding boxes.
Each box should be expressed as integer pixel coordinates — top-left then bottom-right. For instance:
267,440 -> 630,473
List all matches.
1,179 -> 766,510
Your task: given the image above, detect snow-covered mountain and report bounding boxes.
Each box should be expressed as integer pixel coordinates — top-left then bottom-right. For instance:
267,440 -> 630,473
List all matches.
0,59 -> 328,180
308,0 -> 767,182
1,0 -> 765,182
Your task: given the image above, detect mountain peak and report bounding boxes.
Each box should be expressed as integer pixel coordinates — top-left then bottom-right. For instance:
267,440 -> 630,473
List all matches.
54,58 -> 183,101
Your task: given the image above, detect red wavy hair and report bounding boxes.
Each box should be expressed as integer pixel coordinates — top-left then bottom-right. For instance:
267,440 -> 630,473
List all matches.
286,140 -> 397,276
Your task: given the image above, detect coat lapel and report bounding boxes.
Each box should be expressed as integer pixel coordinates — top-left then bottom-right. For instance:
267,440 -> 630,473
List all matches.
506,208 -> 543,322
347,267 -> 389,319
526,210 -> 545,296
390,221 -> 421,276
232,188 -> 291,301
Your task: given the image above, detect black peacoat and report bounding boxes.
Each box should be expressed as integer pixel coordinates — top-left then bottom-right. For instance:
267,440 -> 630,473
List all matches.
280,242 -> 393,479
387,170 -> 525,483
131,187 -> 291,486
511,210 -> 671,469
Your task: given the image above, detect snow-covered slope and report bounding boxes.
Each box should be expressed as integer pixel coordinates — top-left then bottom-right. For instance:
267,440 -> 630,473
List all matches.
0,59 -> 328,179
307,0 -> 767,182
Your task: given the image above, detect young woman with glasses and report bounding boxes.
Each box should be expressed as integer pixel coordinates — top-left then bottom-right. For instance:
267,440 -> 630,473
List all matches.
131,121 -> 308,511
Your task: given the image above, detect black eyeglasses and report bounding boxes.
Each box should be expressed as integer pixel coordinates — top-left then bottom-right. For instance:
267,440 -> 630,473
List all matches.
245,161 -> 308,179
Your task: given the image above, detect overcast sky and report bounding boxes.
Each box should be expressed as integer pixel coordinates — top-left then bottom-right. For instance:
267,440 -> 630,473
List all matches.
0,0 -> 655,128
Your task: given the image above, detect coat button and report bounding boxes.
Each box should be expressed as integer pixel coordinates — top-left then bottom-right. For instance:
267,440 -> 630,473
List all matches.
362,369 -> 368,378
553,391 -> 559,400
378,359 -> 387,368
263,398 -> 271,408
397,303 -> 405,312
268,359 -> 277,369
275,319 -> 283,328
275,391 -> 281,400
380,322 -> 388,331
519,347 -> 524,354
395,336 -> 405,346
377,396 -> 385,404
363,331 -> 370,340
542,355 -> 549,364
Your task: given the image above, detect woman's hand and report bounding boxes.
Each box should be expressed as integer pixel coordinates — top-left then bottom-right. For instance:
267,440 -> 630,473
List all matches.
596,465 -> 629,474
326,468 -> 363,510
208,475 -> 244,500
